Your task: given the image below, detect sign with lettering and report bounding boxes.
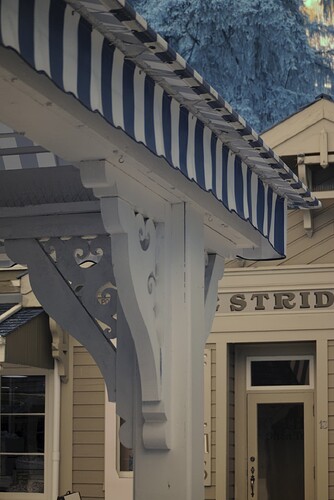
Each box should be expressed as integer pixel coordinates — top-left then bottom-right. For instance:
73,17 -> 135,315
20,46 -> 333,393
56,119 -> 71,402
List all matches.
217,290 -> 334,313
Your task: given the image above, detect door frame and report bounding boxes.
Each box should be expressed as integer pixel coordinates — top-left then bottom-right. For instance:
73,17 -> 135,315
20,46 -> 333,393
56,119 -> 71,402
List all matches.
234,342 -> 315,500
247,391 -> 314,500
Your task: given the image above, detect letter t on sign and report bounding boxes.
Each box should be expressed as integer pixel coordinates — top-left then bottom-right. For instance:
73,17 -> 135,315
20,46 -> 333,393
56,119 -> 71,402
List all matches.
250,293 -> 269,311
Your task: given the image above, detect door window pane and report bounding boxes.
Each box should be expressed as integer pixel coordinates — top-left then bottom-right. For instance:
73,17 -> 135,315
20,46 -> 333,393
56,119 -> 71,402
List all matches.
257,403 -> 304,500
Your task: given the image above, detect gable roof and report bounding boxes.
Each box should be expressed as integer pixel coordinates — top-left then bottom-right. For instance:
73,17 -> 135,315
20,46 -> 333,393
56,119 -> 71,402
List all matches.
262,94 -> 334,155
0,308 -> 44,337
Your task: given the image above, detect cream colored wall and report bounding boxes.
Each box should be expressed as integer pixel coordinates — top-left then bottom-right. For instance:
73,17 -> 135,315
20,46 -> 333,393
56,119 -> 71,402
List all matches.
59,338 -> 105,500
210,263 -> 334,500
205,345 -> 217,500
227,199 -> 334,269
72,344 -> 105,500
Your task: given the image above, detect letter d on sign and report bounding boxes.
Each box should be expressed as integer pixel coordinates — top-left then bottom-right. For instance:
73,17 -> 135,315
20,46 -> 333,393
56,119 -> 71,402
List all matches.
315,291 -> 334,308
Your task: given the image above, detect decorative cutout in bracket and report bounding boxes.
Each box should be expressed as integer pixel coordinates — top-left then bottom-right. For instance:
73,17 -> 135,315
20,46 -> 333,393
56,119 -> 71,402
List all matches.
40,236 -> 117,339
5,238 -> 117,401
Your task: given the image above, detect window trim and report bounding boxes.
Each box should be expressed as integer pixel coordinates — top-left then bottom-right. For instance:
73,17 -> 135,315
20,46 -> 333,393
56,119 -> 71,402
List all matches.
246,355 -> 314,391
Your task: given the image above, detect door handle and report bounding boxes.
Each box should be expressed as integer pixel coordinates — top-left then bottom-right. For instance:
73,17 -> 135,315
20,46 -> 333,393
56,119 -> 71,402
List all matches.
250,466 -> 255,498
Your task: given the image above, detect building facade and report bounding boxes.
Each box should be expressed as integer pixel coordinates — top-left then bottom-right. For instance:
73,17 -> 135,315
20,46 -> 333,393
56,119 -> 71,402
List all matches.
209,94 -> 334,500
0,95 -> 331,500
0,0 -> 326,498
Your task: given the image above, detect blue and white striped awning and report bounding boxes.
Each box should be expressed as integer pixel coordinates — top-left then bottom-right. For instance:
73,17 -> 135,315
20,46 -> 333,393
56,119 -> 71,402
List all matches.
0,123 -> 67,170
0,0 -> 320,258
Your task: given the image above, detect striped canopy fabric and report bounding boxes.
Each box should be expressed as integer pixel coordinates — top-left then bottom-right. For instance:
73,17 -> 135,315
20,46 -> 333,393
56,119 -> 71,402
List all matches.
0,123 -> 66,170
0,0 -> 320,258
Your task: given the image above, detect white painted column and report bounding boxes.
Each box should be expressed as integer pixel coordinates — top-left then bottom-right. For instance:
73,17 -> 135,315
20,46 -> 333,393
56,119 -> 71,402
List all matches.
132,202 -> 206,500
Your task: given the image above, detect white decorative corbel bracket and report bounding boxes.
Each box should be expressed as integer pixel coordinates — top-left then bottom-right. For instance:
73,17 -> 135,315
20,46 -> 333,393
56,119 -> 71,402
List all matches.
102,196 -> 161,401
49,318 -> 69,382
297,156 -> 314,238
101,196 -> 170,449
5,238 -> 117,400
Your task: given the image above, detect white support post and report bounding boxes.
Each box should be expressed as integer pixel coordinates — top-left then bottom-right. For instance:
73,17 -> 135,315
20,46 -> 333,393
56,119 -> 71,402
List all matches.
131,203 -> 206,500
79,161 -> 225,500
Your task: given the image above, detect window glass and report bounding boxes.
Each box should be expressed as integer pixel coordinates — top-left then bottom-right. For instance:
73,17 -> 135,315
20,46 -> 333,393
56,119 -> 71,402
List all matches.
119,418 -> 133,473
1,376 -> 45,414
251,359 -> 310,386
0,375 -> 45,493
257,403 -> 304,500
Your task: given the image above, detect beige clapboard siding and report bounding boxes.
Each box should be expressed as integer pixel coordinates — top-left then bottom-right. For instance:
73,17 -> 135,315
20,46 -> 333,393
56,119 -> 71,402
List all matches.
226,199 -> 334,269
329,341 -> 334,499
205,346 -> 217,500
72,345 -> 105,500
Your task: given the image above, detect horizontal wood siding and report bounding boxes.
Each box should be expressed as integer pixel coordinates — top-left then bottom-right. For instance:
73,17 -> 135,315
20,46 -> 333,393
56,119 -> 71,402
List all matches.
205,346 -> 216,499
226,199 -> 334,268
72,345 -> 105,500
329,341 -> 334,499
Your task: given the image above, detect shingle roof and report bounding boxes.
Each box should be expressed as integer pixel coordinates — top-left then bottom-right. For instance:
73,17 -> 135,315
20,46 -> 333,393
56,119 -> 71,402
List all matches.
0,308 -> 44,337
0,303 -> 17,316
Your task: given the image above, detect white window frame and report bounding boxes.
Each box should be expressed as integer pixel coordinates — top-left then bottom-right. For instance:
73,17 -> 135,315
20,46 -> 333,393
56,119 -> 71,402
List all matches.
0,366 -> 53,500
246,355 -> 314,391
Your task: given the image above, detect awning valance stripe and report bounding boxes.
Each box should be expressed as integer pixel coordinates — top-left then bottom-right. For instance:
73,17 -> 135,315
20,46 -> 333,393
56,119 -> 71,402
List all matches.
0,0 -> 315,257
0,124 -> 66,170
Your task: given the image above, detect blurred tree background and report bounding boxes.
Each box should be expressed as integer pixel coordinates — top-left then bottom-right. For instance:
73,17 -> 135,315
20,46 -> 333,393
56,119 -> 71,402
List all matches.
129,0 -> 334,131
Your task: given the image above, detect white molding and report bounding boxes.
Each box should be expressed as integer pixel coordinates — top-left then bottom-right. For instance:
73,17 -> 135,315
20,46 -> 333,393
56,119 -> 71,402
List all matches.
246,355 -> 314,391
0,367 -> 54,500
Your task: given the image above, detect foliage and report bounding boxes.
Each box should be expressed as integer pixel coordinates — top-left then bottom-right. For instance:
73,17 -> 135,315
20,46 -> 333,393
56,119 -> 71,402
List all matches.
321,0 -> 334,19
130,0 -> 334,131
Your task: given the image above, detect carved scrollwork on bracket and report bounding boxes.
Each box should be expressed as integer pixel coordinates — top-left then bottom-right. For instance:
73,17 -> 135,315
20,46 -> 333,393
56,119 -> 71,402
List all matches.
100,197 -> 169,448
40,236 -> 117,339
5,238 -> 116,401
135,212 -> 157,301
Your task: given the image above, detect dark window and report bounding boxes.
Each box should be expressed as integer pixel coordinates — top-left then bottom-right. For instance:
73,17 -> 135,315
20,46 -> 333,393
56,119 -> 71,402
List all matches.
251,360 -> 310,386
0,375 -> 45,493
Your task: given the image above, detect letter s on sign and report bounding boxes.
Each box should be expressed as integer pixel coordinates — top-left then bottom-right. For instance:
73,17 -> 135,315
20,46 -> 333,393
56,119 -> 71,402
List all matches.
230,294 -> 246,312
